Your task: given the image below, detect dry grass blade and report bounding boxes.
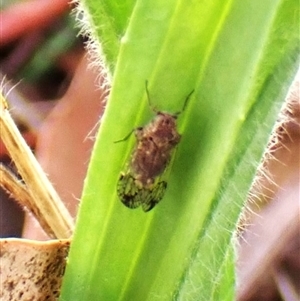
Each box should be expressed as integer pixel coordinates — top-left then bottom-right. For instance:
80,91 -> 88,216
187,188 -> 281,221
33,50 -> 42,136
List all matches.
0,164 -> 56,238
0,92 -> 74,239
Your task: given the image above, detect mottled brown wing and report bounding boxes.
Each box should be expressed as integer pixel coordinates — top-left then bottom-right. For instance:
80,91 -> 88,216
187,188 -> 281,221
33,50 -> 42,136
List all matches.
117,172 -> 167,212
141,181 -> 167,212
117,173 -> 142,209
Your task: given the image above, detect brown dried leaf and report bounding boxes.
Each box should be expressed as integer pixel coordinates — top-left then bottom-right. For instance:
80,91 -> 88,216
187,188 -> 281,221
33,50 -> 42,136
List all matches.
0,238 -> 70,301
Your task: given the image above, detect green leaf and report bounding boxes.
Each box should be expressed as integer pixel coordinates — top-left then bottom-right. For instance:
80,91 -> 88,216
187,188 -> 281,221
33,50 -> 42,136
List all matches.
60,0 -> 299,300
19,16 -> 77,81
77,0 -> 136,74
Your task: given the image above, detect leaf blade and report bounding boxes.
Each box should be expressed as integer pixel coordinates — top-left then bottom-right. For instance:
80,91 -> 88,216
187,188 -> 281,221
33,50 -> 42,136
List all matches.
60,0 -> 299,300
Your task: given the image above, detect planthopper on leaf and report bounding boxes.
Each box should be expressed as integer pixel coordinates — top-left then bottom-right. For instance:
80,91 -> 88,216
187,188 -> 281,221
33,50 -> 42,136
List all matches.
116,81 -> 193,212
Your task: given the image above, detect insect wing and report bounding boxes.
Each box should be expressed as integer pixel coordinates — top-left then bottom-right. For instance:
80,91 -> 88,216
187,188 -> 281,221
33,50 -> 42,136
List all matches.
117,173 -> 142,209
141,180 -> 167,212
117,172 -> 167,212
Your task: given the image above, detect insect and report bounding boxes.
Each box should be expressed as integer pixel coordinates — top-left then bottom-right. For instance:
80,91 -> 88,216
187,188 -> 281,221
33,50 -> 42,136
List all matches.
116,81 -> 193,212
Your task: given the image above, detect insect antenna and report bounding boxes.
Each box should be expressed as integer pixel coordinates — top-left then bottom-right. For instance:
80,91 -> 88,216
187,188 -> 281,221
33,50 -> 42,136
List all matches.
114,129 -> 135,143
145,80 -> 159,113
174,89 -> 194,117
146,80 -> 194,117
